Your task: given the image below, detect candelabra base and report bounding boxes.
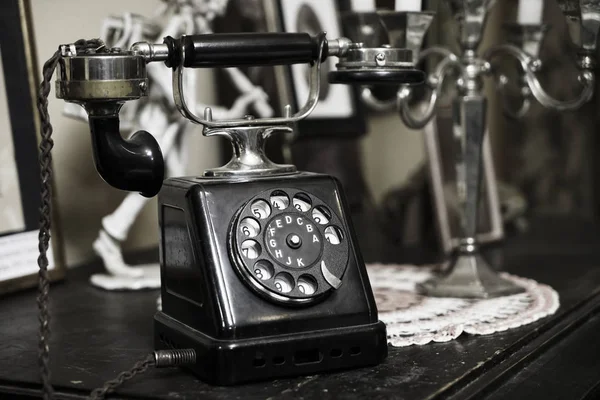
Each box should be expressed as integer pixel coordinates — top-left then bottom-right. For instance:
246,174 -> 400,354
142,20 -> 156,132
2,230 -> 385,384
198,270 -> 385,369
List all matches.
418,252 -> 525,298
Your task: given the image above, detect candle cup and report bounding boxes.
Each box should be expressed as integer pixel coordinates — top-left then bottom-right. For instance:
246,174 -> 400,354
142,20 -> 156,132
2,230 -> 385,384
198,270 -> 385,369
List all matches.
377,11 -> 435,63
447,0 -> 497,50
556,0 -> 600,69
503,23 -> 549,58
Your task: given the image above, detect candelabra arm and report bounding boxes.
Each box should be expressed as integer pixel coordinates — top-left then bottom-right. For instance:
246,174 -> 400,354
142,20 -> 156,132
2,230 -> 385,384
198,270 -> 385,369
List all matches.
397,48 -> 460,130
525,67 -> 594,111
495,73 -> 531,119
485,44 -> 595,112
420,46 -> 458,65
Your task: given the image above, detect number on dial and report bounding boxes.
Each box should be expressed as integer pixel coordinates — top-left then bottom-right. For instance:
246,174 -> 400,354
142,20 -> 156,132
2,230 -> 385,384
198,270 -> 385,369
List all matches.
324,226 -> 343,245
312,206 -> 331,225
292,193 -> 312,212
250,200 -> 271,220
241,240 -> 261,259
270,191 -> 290,210
239,217 -> 260,238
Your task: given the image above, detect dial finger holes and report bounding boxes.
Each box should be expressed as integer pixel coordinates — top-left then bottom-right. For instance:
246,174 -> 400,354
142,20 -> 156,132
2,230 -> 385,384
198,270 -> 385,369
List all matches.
312,206 -> 331,225
241,240 -> 261,259
298,275 -> 317,295
253,260 -> 274,281
273,272 -> 294,293
292,193 -> 312,212
270,190 -> 290,210
250,200 -> 271,220
239,217 -> 260,238
324,226 -> 343,245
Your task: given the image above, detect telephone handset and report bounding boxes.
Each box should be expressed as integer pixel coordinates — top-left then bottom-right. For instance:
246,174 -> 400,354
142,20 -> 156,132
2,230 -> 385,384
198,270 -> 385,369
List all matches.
45,32 -> 424,386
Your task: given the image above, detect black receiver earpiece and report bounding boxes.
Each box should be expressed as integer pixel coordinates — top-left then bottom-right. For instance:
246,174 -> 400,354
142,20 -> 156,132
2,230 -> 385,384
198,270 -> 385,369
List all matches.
56,50 -> 165,197
86,104 -> 164,197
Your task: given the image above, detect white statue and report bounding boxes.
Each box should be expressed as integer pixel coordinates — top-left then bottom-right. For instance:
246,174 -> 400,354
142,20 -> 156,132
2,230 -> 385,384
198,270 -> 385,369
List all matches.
65,0 -> 273,290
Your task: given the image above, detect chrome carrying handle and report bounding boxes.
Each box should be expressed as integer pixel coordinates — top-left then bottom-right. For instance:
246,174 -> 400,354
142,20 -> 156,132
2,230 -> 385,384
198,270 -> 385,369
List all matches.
172,32 -> 328,131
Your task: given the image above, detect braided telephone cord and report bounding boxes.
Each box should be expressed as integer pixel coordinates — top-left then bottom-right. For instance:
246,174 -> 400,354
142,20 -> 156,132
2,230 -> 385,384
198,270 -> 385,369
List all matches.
37,39 -> 196,400
88,354 -> 156,400
36,38 -> 147,400
37,44 -> 60,400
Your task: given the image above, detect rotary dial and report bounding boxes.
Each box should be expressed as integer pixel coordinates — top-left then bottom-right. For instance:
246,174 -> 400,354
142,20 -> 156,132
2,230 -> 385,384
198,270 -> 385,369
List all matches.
230,188 -> 350,305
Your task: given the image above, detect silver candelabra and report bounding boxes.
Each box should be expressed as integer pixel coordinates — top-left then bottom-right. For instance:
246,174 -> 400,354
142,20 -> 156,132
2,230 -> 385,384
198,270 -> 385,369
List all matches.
345,0 -> 599,298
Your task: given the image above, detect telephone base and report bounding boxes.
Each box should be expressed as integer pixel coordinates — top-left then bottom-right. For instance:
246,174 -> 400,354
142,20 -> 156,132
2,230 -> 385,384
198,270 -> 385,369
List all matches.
154,312 -> 388,386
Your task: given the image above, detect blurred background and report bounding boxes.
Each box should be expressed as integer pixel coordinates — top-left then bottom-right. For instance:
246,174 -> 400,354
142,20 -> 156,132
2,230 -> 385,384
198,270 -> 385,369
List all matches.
10,0 -> 598,267
26,0 -> 424,267
29,0 -> 219,266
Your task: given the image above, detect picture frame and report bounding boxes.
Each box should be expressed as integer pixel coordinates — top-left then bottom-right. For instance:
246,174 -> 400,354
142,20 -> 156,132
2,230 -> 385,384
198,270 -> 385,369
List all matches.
213,0 -> 293,164
424,102 -> 504,254
276,0 -> 367,137
0,0 -> 65,295
214,0 -> 366,149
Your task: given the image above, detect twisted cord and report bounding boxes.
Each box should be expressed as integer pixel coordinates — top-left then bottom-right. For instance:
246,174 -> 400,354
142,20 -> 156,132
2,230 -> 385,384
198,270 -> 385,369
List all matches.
37,38 -> 190,400
88,354 -> 156,400
36,38 -> 104,400
36,46 -> 60,400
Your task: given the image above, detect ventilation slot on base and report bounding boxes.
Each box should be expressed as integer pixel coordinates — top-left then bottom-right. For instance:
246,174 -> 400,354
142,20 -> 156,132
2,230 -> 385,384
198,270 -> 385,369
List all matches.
294,348 -> 322,365
253,357 -> 266,368
330,348 -> 343,358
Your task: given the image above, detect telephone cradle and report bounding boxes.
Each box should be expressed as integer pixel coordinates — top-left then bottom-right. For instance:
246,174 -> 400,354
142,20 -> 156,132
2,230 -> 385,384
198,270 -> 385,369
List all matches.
154,172 -> 387,385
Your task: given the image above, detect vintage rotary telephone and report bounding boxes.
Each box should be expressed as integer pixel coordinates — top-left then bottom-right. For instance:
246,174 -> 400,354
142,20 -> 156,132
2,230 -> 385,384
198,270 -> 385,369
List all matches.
36,31 -> 423,394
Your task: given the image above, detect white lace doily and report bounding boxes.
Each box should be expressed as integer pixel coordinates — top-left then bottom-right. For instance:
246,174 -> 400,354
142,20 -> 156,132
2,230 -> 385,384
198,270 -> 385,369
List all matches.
367,264 -> 560,347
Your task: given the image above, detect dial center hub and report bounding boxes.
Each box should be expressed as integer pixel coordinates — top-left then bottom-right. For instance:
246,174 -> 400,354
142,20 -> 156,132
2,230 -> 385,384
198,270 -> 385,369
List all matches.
286,234 -> 302,249
265,213 -> 322,268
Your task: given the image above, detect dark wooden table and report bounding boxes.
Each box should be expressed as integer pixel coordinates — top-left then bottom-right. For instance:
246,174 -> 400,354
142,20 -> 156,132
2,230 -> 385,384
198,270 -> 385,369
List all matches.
2,216 -> 600,399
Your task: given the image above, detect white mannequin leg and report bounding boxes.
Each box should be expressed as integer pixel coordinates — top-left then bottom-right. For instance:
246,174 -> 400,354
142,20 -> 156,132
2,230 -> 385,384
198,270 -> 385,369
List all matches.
93,193 -> 150,278
101,193 -> 149,242
85,8 -> 196,290
88,3 -> 266,292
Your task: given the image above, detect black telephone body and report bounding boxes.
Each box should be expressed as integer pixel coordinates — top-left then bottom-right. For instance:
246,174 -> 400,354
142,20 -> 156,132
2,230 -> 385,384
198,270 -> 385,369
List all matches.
55,31 -> 423,385
156,173 -> 386,384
